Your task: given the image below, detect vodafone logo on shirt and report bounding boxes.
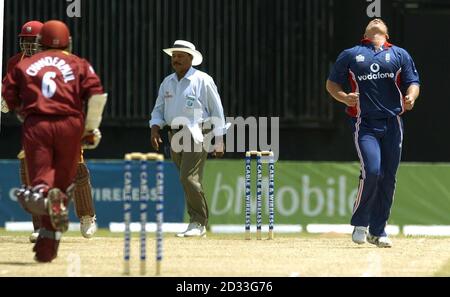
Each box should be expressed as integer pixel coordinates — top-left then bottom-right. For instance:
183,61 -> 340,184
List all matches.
370,63 -> 380,73
357,63 -> 394,81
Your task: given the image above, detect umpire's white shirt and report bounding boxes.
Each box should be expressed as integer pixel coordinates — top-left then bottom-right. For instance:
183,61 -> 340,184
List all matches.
150,67 -> 228,143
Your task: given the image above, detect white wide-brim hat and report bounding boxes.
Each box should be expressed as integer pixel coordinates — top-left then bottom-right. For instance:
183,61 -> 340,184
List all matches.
163,40 -> 203,66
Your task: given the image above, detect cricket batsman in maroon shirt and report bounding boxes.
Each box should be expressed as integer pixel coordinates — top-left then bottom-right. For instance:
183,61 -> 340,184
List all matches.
2,20 -> 107,262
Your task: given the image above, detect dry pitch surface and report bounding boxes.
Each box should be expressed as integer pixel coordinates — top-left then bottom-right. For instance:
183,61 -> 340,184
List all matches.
1,229 -> 449,277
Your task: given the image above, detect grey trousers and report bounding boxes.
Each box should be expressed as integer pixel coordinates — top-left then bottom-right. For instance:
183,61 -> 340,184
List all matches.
169,132 -> 209,226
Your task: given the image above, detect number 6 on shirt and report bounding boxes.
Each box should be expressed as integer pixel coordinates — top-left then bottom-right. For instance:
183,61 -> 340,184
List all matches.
42,71 -> 57,98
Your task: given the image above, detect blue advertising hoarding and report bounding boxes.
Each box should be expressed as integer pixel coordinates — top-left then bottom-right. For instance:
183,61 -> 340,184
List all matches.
0,160 -> 185,227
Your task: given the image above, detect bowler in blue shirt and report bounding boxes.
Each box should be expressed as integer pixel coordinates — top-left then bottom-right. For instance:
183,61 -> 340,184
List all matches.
326,19 -> 420,247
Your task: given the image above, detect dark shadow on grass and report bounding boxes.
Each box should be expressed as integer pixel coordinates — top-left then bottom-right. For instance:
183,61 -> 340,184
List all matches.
0,262 -> 38,266
332,246 -> 378,249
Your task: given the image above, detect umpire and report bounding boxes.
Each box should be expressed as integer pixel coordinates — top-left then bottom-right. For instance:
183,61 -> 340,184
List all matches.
150,40 -> 228,238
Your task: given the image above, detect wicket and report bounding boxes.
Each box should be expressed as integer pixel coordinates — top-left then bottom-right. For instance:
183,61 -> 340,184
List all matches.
245,151 -> 275,240
123,152 -> 164,276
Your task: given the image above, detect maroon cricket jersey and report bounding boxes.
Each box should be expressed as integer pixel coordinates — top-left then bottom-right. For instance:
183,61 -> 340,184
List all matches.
2,49 -> 104,119
6,52 -> 26,73
2,52 -> 26,87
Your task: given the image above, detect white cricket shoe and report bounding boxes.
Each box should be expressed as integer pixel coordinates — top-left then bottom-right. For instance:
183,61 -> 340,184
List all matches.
367,233 -> 393,248
80,215 -> 97,239
352,226 -> 368,244
176,222 -> 206,238
29,230 -> 39,243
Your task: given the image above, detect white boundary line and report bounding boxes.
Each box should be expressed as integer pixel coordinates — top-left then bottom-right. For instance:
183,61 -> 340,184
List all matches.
109,222 -> 187,233
5,222 -> 450,236
403,225 -> 450,236
211,224 -> 302,233
306,224 -> 353,234
6,221 -> 81,232
306,224 -> 400,235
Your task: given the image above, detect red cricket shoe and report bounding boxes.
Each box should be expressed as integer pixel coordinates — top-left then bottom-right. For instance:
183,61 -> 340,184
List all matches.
33,231 -> 61,263
47,188 -> 70,232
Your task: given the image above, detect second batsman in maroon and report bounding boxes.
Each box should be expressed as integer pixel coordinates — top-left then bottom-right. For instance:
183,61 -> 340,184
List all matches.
2,20 -> 107,262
